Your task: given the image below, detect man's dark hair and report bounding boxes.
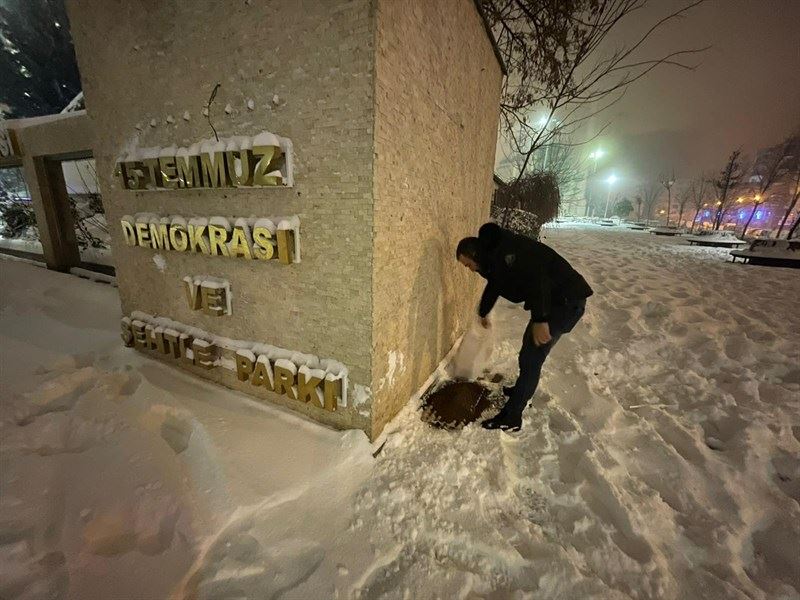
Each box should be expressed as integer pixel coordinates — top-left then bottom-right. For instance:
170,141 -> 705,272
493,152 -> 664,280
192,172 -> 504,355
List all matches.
456,237 -> 480,260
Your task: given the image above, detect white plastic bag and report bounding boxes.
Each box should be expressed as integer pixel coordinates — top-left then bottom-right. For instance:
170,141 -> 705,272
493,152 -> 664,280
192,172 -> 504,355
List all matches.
450,316 -> 494,380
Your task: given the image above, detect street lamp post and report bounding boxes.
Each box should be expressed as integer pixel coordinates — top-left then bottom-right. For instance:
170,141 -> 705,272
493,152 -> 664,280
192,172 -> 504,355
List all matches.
603,174 -> 618,218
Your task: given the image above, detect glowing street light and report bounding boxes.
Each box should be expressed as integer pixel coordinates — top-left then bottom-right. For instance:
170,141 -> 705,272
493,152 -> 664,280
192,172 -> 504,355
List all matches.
603,173 -> 618,218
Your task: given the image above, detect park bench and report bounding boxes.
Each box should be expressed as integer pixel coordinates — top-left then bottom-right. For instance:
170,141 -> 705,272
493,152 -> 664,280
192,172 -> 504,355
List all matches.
730,239 -> 800,268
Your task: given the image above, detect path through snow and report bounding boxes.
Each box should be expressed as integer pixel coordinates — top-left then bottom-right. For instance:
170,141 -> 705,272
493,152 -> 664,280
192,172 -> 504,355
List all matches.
343,227 -> 800,599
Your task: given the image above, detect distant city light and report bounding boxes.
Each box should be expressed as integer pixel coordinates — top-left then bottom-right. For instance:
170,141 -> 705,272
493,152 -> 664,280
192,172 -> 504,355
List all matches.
736,197 -> 744,203
755,210 -> 763,220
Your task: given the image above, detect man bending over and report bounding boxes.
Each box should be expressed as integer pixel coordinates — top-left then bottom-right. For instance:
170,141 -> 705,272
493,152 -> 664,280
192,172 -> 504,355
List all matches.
457,222 -> 593,432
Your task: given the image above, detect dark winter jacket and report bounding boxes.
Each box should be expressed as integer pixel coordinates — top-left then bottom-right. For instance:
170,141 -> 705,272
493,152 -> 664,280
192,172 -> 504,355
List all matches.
475,223 -> 593,321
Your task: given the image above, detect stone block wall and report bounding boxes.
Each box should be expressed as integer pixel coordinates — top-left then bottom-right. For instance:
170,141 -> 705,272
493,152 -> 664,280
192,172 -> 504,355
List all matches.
67,0 -> 376,431
370,0 -> 503,436
67,0 -> 501,438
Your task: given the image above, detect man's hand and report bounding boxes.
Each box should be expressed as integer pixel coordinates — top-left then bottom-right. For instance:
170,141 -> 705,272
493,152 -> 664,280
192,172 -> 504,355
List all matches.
532,322 -> 551,346
480,316 -> 491,329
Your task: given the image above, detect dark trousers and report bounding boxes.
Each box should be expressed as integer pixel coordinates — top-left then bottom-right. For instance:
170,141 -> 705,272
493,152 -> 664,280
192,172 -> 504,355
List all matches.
503,299 -> 587,418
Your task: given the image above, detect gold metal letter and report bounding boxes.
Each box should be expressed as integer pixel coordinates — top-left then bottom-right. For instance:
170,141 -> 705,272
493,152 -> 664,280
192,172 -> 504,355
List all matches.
149,222 -> 171,250
132,321 -> 148,349
235,352 -> 254,382
251,358 -> 273,390
188,225 -> 210,254
298,371 -> 324,408
162,330 -> 182,358
192,340 -> 216,369
120,318 -> 134,347
135,222 -> 150,246
323,378 -> 342,412
183,277 -> 202,310
121,220 -> 136,246
276,229 -> 295,264
229,227 -> 252,259
176,155 -> 201,188
225,150 -> 253,187
252,227 -> 274,260
158,156 -> 179,188
146,325 -> 167,353
169,225 -> 189,251
115,162 -> 128,189
273,364 -> 297,400
201,151 -> 227,187
201,285 -> 227,316
208,225 -> 230,257
142,158 -> 162,188
123,161 -> 146,189
179,335 -> 194,366
252,146 -> 283,186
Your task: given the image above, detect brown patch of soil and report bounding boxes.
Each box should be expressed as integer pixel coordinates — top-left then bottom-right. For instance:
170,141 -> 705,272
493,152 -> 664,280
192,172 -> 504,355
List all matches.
420,381 -> 491,429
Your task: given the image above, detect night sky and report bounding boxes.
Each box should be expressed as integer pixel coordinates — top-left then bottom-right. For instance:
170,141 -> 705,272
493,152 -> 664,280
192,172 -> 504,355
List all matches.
581,0 -> 800,190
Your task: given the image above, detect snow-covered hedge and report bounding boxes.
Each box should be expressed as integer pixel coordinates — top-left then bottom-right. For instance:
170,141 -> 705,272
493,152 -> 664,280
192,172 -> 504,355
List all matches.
490,206 -> 540,240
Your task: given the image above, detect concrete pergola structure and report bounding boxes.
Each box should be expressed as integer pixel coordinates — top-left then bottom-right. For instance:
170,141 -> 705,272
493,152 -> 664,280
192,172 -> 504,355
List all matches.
0,111 -> 95,272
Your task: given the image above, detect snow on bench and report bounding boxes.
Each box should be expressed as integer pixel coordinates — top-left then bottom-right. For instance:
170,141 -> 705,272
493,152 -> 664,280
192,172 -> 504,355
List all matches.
685,232 -> 747,247
650,226 -> 682,236
730,239 -> 800,268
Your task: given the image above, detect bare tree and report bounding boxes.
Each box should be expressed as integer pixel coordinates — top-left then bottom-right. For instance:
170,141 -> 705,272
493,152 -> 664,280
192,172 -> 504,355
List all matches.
675,184 -> 690,228
536,138 -> 587,211
741,136 -> 797,237
687,175 -> 711,232
0,166 -> 36,238
788,211 -> 800,239
482,0 -> 709,183
712,150 -> 745,231
639,180 -> 661,222
775,135 -> 800,239
635,195 -> 643,221
659,169 -> 676,226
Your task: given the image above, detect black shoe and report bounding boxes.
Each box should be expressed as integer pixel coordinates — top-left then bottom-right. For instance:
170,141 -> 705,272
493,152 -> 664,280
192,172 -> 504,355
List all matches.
481,412 -> 522,432
503,385 -> 515,397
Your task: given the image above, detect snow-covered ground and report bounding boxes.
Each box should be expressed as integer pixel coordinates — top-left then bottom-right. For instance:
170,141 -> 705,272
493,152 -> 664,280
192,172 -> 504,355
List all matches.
2,227 -> 799,599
